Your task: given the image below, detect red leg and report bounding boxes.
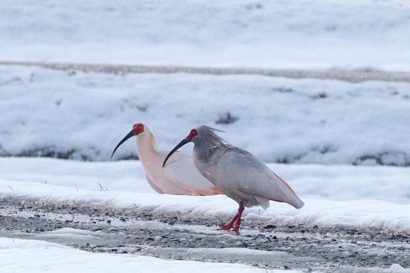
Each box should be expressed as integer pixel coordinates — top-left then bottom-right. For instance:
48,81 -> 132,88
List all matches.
232,205 -> 244,233
218,213 -> 238,230
218,204 -> 244,232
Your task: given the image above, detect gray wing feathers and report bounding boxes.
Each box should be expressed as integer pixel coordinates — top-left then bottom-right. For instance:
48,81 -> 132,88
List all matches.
217,148 -> 304,209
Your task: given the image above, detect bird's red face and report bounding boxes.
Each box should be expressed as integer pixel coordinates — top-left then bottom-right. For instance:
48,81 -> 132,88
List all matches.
187,128 -> 198,141
132,123 -> 144,135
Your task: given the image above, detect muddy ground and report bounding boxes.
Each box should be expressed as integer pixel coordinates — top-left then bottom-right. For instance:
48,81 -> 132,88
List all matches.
0,196 -> 409,273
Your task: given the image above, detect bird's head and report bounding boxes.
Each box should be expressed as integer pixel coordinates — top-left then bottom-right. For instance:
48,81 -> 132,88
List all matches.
111,123 -> 145,158
162,128 -> 198,167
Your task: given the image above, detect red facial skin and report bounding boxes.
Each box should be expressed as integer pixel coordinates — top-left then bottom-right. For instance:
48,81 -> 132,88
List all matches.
133,123 -> 144,135
187,129 -> 198,141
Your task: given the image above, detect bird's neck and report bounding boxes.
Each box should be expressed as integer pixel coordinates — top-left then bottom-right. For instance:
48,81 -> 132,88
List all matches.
136,130 -> 158,162
194,141 -> 217,164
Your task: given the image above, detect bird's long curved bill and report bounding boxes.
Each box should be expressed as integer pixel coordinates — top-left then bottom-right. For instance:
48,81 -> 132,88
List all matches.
111,130 -> 134,159
162,137 -> 190,167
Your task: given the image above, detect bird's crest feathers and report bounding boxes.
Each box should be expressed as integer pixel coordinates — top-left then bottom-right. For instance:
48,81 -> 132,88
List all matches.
196,126 -> 229,148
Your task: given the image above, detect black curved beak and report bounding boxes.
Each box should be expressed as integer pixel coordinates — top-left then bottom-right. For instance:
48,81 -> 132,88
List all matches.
162,137 -> 190,167
111,130 -> 135,159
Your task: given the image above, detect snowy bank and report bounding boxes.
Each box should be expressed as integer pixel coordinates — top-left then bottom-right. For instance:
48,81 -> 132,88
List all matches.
1,67 -> 410,165
1,158 -> 409,232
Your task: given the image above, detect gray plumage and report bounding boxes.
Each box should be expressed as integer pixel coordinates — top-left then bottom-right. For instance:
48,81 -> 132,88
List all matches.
192,126 -> 304,210
163,125 -> 304,232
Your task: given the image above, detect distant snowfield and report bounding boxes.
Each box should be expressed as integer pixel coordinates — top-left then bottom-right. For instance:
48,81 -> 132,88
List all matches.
1,0 -> 410,70
1,66 -> 409,165
1,158 -> 409,232
0,237 -> 296,273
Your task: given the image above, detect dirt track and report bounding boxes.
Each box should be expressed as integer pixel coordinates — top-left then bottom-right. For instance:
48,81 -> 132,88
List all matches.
0,196 -> 409,273
1,60 -> 410,83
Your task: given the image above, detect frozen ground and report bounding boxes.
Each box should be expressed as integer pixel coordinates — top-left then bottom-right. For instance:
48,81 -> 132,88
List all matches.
0,157 -> 410,271
1,157 -> 409,232
1,0 -> 410,70
1,66 -> 410,165
0,196 -> 409,272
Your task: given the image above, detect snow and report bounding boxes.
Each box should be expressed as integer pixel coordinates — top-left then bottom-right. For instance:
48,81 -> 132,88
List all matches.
1,0 -> 410,70
1,66 -> 410,165
0,238 -> 298,273
1,157 -> 409,232
1,0 -> 409,271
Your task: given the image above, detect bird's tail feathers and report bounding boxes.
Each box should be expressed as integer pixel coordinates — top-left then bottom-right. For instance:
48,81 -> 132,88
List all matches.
274,173 -> 304,209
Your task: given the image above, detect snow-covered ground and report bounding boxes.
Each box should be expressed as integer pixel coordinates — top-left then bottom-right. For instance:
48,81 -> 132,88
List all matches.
1,66 -> 409,165
1,158 -> 409,232
1,0 -> 410,70
0,237 -> 298,273
1,0 -> 410,271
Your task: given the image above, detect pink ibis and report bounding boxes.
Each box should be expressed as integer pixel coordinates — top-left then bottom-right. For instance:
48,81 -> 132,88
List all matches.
163,126 -> 304,232
111,123 -> 222,195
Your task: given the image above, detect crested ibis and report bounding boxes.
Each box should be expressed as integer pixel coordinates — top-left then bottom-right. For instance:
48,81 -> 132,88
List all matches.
163,126 -> 304,232
112,123 -> 221,196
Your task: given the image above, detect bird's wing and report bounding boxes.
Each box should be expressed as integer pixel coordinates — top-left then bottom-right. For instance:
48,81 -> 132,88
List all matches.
161,151 -> 222,196
218,148 -> 304,208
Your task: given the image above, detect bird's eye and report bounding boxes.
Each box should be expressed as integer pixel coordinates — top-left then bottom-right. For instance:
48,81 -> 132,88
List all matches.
189,129 -> 198,139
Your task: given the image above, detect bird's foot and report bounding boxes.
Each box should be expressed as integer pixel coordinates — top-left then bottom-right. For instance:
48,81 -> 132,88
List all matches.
218,214 -> 239,231
218,224 -> 234,231
217,205 -> 243,234
217,221 -> 241,234
217,226 -> 240,234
